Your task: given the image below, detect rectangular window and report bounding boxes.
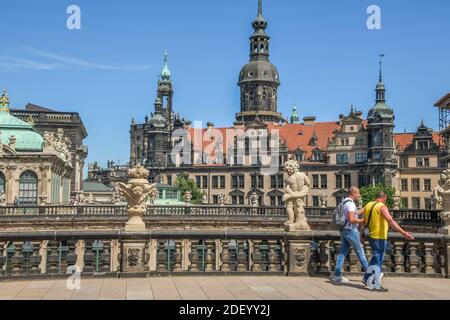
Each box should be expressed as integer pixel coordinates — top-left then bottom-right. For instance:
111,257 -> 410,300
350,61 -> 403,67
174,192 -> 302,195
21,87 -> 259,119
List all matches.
425,198 -> 433,210
344,175 -> 351,189
417,157 -> 430,167
424,179 -> 431,192
401,179 -> 408,191
212,195 -> 218,204
412,197 -> 421,209
336,175 -> 342,189
312,175 -> 319,189
258,176 -> 264,189
212,176 -> 219,189
401,198 -> 408,208
239,196 -> 244,205
202,176 -> 208,189
270,197 -> 276,206
412,179 -> 420,192
196,176 -> 202,188
320,175 -> 327,189
356,153 -> 367,164
232,175 -> 244,189
277,175 -> 284,189
358,175 -> 367,188
167,175 -> 172,186
219,176 -> 225,189
312,196 -> 319,207
336,154 -> 349,164
401,158 -> 408,168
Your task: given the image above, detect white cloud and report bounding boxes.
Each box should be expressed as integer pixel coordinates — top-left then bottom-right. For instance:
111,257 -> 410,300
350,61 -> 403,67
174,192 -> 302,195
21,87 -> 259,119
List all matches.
0,47 -> 153,72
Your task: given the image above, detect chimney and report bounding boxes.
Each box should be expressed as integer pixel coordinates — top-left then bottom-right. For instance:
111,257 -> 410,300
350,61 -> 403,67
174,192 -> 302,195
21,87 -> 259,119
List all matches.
303,116 -> 316,126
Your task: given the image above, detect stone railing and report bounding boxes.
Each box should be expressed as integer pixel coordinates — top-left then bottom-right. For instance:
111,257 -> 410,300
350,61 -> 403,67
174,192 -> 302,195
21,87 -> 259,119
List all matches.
0,230 -> 448,279
0,204 -> 441,219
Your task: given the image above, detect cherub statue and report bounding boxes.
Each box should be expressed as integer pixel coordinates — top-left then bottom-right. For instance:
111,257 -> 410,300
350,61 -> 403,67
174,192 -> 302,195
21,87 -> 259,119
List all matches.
184,191 -> 192,204
319,194 -> 328,208
282,160 -> 311,231
250,192 -> 259,207
218,193 -> 226,206
0,192 -> 6,207
433,169 -> 450,233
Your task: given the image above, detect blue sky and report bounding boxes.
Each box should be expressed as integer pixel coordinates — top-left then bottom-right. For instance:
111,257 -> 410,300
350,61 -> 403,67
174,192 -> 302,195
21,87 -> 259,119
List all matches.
1,0 -> 449,167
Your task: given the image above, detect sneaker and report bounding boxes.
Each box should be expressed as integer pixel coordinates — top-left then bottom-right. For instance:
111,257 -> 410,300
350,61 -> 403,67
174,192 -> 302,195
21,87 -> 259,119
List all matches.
331,276 -> 350,283
379,272 -> 384,283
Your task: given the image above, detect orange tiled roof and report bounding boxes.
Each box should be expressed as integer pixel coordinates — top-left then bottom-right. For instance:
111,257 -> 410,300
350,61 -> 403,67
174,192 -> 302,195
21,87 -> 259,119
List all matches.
394,132 -> 441,151
268,122 -> 340,159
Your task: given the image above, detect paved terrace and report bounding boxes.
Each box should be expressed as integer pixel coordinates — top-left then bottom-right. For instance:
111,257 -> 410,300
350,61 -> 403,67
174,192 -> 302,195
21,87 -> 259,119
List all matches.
1,276 -> 450,300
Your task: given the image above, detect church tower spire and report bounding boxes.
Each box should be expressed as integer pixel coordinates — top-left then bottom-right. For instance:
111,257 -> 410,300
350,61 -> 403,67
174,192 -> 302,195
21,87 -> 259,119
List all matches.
376,54 -> 386,103
156,50 -> 174,123
236,0 -> 282,124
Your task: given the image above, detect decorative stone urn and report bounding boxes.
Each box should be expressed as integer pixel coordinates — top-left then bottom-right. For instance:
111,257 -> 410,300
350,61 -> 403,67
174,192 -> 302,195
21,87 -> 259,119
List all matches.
282,160 -> 311,232
433,169 -> 450,234
116,166 -> 157,232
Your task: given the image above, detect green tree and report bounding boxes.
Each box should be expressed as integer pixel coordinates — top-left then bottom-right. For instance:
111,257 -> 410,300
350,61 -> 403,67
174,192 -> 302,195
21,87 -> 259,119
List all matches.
360,184 -> 398,208
175,173 -> 204,204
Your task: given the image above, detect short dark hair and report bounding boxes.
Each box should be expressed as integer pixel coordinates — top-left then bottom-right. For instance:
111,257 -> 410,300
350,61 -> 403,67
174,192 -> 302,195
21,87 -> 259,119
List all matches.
376,191 -> 387,199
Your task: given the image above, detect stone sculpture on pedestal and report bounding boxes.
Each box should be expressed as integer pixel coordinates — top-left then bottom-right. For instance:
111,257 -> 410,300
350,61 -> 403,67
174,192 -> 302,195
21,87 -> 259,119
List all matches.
282,160 -> 311,232
116,166 -> 157,232
433,169 -> 450,234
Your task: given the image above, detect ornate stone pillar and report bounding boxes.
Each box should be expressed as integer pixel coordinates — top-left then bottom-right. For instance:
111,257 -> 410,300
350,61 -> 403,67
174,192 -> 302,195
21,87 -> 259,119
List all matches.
287,239 -> 311,275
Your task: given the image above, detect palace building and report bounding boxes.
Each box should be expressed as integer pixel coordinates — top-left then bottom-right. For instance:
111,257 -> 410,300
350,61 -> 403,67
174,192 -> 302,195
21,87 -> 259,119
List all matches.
86,0 -> 447,209
0,91 -> 74,205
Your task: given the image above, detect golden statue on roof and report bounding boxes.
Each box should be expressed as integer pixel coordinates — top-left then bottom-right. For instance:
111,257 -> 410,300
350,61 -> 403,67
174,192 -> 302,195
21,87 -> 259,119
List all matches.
0,90 -> 10,112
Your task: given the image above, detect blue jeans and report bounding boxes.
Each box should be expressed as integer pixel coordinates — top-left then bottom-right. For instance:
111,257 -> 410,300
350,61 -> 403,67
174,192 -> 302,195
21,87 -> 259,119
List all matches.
363,238 -> 388,282
335,228 -> 369,277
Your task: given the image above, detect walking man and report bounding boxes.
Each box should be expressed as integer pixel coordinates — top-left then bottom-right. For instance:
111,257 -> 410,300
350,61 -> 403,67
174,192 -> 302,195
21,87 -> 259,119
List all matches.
362,191 -> 414,291
332,187 -> 369,283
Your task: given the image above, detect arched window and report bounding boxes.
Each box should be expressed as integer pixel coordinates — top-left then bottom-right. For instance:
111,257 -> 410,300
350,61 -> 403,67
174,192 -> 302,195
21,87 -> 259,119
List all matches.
19,171 -> 38,205
0,171 -> 5,194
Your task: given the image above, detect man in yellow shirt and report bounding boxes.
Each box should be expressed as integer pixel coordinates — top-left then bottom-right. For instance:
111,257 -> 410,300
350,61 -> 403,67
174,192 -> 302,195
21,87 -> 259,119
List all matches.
362,191 -> 414,291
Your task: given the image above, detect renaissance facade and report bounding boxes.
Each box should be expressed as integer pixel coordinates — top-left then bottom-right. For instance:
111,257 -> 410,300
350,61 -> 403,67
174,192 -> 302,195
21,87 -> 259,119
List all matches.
94,0 -> 446,209
0,91 -> 74,205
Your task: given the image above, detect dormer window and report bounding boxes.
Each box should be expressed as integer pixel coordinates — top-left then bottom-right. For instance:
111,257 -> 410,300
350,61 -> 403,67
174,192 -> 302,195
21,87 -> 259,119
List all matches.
294,150 -> 304,162
416,140 -> 430,150
312,151 -> 323,162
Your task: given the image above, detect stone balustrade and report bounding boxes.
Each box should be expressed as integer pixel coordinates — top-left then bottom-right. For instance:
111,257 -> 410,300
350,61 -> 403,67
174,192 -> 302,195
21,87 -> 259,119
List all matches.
0,230 -> 448,279
0,205 -> 441,223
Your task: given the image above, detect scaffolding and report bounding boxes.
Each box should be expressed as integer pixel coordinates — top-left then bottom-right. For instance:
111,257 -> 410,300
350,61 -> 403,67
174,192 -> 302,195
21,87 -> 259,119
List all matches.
435,93 -> 450,151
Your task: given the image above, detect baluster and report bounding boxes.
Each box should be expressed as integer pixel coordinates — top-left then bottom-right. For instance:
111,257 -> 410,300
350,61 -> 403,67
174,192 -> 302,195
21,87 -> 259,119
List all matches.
439,242 -> 446,277
188,240 -> 199,272
30,241 -> 42,275
11,242 -> 24,276
251,240 -> 262,272
173,241 -> 183,272
268,240 -> 280,272
47,240 -> 60,274
364,242 -> 372,265
383,243 -> 393,273
100,241 -> 111,273
0,241 -> 6,275
157,240 -> 168,272
319,241 -> 330,274
83,240 -> 95,273
66,240 -> 78,270
205,240 -> 215,272
236,240 -> 248,272
220,240 -> 231,272
393,241 -> 405,273
348,247 -> 359,273
408,242 -> 420,274
424,242 -> 435,274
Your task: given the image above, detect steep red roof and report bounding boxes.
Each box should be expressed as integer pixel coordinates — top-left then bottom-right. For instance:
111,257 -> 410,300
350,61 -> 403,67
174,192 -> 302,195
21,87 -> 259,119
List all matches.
268,122 -> 340,159
394,132 -> 441,151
